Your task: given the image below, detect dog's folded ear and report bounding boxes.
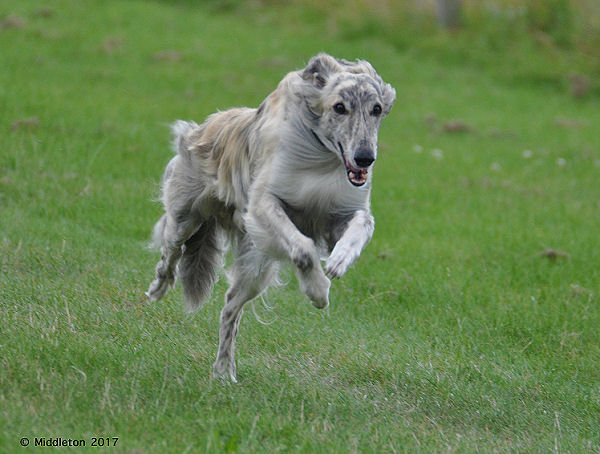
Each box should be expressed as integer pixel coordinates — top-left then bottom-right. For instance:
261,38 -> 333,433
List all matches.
301,53 -> 341,89
381,82 -> 396,116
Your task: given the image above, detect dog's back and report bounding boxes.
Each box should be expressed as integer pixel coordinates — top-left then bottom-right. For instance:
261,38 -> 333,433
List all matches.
167,108 -> 263,209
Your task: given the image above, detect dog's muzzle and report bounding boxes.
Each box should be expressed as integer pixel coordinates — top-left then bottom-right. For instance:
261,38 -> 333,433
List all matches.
338,143 -> 371,187
354,148 -> 375,168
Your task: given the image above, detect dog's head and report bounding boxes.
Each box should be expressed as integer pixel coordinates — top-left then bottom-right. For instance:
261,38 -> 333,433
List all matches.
299,53 -> 395,187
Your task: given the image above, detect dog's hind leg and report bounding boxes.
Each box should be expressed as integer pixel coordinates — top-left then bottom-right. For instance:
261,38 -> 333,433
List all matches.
146,212 -> 202,302
213,238 -> 278,382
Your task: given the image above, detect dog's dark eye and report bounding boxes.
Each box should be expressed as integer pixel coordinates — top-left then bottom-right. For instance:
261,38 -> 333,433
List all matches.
333,103 -> 347,115
372,104 -> 382,116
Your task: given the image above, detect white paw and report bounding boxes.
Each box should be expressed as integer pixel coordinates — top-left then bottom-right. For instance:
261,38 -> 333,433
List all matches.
325,246 -> 359,279
213,359 -> 237,383
297,268 -> 330,309
145,275 -> 173,302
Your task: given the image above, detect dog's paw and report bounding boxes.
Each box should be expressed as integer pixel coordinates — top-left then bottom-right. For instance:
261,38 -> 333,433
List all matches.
298,268 -> 331,309
213,359 -> 238,383
310,290 -> 330,309
145,275 -> 173,302
325,245 -> 359,279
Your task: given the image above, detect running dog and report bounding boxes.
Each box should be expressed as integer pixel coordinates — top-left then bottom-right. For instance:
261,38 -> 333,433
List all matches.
146,53 -> 395,381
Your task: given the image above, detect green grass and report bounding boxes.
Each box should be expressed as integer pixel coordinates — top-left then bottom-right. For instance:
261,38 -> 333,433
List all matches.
1,0 -> 599,452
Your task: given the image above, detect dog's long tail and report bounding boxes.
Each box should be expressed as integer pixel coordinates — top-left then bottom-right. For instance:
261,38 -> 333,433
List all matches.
171,120 -> 199,157
178,217 -> 224,312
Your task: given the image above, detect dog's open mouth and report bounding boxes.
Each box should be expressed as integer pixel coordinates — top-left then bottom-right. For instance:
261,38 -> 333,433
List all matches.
338,142 -> 368,187
346,165 -> 368,186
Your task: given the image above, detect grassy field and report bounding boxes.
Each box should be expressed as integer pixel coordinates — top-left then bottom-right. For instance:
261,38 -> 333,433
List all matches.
1,0 -> 599,452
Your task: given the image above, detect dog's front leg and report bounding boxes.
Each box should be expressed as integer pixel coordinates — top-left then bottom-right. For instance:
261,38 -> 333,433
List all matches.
325,210 -> 374,279
247,193 -> 330,308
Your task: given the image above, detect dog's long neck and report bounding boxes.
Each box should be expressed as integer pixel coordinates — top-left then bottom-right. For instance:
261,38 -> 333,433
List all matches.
279,114 -> 339,170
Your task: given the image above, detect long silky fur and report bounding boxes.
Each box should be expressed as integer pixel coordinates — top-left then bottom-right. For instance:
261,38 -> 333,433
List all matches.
146,53 -> 395,381
178,218 -> 224,312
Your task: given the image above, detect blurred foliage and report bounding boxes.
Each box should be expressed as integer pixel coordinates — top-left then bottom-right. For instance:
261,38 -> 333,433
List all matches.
193,0 -> 600,96
525,0 -> 573,46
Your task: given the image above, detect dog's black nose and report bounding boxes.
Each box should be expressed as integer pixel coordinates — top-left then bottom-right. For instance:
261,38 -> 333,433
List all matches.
354,149 -> 375,168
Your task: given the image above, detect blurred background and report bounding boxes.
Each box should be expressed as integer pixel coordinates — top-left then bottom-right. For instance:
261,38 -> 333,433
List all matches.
190,0 -> 600,97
